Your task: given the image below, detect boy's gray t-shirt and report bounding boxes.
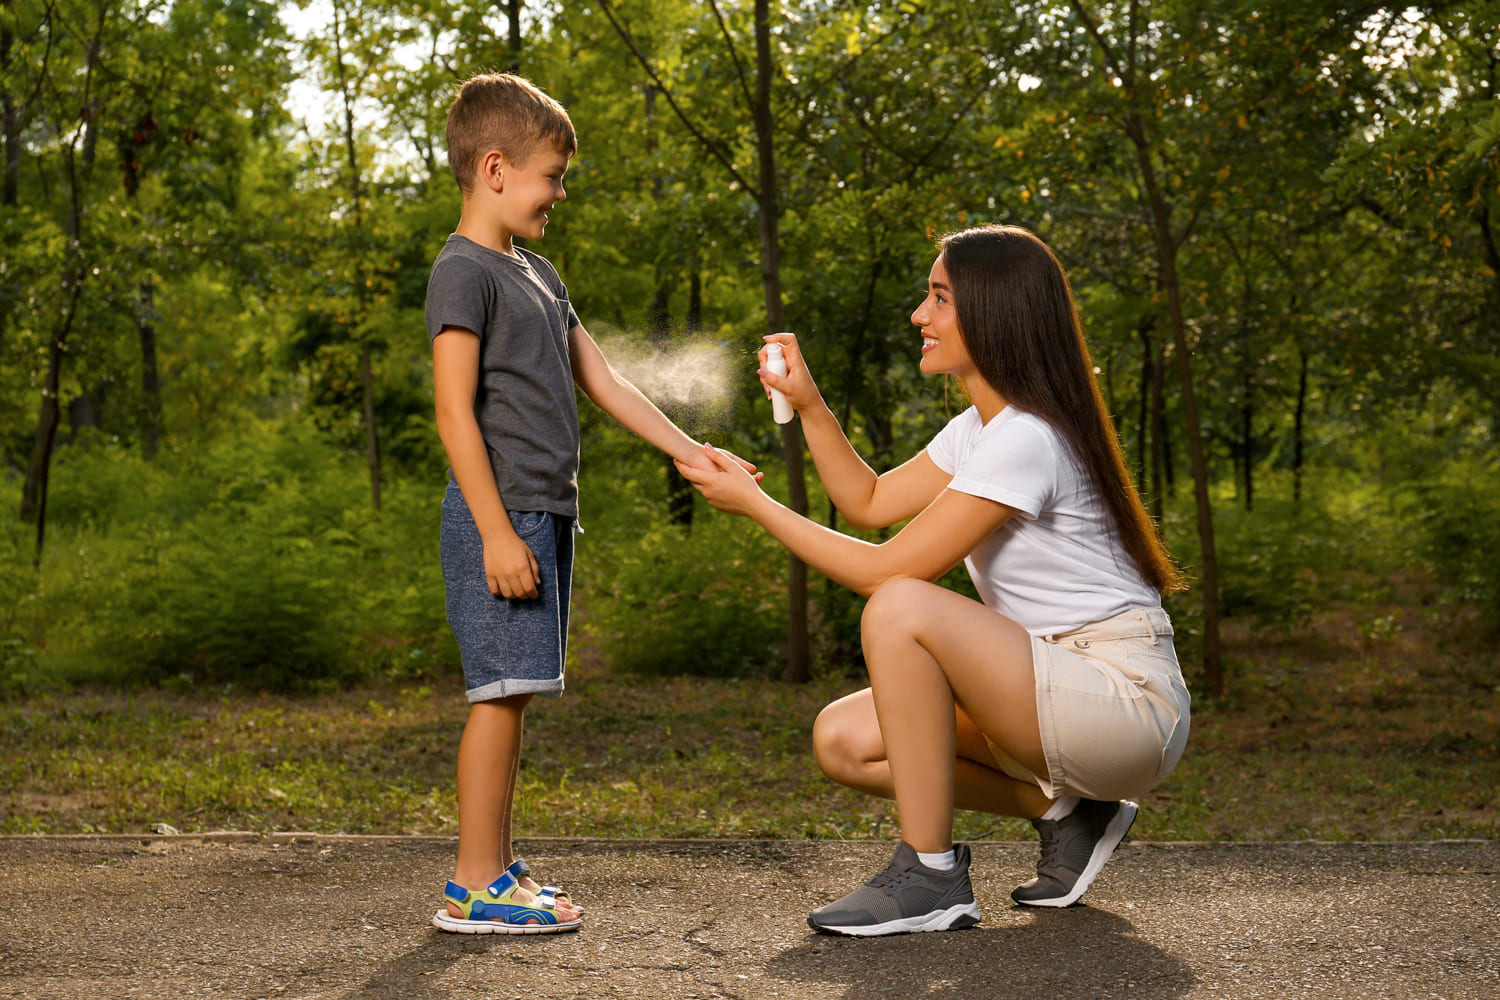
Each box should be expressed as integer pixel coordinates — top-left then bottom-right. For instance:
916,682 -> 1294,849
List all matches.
425,234 -> 582,518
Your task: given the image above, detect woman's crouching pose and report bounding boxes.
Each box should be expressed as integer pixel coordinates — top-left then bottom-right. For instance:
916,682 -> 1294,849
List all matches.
677,224 -> 1190,937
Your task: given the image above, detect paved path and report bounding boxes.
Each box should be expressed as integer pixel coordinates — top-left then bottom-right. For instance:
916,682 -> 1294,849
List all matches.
1,836 -> 1495,999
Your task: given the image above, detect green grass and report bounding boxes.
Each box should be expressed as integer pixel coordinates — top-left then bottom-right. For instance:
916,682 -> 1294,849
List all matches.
2,589 -> 1496,842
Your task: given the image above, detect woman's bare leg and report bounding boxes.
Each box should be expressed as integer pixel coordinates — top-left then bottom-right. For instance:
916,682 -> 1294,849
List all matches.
812,688 -> 1050,819
858,578 -> 1053,853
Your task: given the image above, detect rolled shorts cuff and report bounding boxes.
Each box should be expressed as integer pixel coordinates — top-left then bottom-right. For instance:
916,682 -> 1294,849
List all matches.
466,677 -> 565,703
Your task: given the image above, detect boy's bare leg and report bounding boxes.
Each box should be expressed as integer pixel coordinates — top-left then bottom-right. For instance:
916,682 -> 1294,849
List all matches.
450,695 -> 579,920
498,726 -> 555,901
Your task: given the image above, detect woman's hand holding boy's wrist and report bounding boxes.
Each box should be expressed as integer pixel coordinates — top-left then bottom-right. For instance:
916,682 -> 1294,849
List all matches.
679,443 -> 764,483
674,443 -> 772,518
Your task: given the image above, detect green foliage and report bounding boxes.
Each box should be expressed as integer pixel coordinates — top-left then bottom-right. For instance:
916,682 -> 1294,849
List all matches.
1405,472 -> 1500,633
4,423 -> 450,693
0,527 -> 44,692
5,0 -> 1499,697
1205,488 -> 1408,631
582,511 -> 789,678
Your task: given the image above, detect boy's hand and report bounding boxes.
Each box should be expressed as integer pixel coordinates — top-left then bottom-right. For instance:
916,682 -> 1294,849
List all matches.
484,532 -> 542,600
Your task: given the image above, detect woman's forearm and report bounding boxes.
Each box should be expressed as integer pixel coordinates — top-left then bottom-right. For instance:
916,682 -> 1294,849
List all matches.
747,492 -> 905,597
797,402 -> 883,527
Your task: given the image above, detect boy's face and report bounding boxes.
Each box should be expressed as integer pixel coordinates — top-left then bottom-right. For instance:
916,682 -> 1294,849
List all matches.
496,144 -> 571,241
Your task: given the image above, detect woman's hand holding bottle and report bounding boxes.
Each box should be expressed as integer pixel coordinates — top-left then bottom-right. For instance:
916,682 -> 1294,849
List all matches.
758,333 -> 824,420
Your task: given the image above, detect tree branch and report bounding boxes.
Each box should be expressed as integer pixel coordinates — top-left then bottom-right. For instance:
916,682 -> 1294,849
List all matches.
706,0 -> 755,113
1068,0 -> 1125,83
596,0 -> 759,199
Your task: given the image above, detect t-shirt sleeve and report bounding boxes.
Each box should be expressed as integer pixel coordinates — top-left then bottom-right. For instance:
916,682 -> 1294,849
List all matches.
924,409 -> 968,475
424,256 -> 489,342
947,418 -> 1058,519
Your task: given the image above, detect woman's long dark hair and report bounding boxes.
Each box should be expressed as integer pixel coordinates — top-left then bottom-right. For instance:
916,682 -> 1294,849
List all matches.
941,224 -> 1183,593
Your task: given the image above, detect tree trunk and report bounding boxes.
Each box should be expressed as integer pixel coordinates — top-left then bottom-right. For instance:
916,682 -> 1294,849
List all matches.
1151,336 -> 1169,510
1135,327 -> 1149,493
506,0 -> 522,74
360,337 -> 382,510
0,10 -> 17,358
651,276 -> 693,527
1139,182 -> 1224,694
1,0 -> 18,209
20,279 -> 83,563
1239,385 -> 1253,512
1477,200 -> 1500,309
643,83 -> 693,528
1115,67 -> 1222,693
333,3 -> 380,512
1293,344 -> 1308,506
22,12 -> 104,561
687,269 -> 702,331
754,0 -> 810,682
1158,358 -> 1174,500
138,280 -> 161,459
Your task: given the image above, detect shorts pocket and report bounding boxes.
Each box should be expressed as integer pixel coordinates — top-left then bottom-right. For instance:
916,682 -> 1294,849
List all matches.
1155,675 -> 1191,780
1158,711 -> 1189,780
509,510 -> 549,539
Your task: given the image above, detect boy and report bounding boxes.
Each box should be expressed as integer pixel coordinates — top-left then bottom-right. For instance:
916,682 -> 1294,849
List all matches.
425,73 -> 753,934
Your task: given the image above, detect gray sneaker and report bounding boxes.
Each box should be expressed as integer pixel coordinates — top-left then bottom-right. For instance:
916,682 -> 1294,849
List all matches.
808,842 -> 982,937
1011,798 -> 1138,907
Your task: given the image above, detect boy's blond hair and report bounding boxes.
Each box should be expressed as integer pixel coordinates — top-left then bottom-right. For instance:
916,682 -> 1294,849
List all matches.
445,73 -> 577,194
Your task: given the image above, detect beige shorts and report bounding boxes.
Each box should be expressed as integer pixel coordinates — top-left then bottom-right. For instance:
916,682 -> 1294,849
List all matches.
984,606 -> 1190,801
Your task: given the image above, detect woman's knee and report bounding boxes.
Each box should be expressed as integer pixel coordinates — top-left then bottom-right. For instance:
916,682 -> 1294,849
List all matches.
859,576 -> 932,641
811,697 -> 881,782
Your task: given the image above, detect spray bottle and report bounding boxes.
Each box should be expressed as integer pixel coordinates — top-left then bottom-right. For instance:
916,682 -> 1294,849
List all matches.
764,341 -> 794,424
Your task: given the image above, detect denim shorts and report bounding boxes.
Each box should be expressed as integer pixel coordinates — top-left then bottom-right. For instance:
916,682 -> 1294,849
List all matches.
440,480 -> 574,702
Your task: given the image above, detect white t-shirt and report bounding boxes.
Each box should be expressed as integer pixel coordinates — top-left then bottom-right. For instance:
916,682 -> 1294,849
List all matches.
925,405 -> 1159,636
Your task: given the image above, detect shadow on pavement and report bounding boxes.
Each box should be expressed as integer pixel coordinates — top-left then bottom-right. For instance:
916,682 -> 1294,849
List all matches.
767,906 -> 1194,1000
342,935 -> 464,1000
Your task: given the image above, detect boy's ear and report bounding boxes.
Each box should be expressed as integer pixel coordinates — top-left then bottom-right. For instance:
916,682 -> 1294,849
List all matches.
478,149 -> 507,193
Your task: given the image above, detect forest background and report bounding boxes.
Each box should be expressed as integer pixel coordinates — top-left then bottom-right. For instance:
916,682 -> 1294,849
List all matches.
1,0 -> 1497,842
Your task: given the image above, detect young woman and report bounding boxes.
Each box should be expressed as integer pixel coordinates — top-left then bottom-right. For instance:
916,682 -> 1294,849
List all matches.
675,224 -> 1190,936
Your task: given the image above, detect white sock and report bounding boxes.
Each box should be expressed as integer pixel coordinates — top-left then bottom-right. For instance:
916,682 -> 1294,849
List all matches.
916,848 -> 957,871
1041,795 -> 1080,822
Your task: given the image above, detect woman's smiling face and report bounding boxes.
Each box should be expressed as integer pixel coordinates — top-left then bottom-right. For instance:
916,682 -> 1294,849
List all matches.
911,254 -> 976,379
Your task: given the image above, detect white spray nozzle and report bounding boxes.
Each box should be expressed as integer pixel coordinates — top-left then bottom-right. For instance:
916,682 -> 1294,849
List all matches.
764,341 -> 793,424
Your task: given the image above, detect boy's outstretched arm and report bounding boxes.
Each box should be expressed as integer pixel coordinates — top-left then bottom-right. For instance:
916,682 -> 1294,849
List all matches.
434,327 -> 541,600
568,323 -> 756,475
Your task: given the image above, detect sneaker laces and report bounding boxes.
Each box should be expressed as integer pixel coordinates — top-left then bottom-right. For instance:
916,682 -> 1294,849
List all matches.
1033,820 -> 1067,880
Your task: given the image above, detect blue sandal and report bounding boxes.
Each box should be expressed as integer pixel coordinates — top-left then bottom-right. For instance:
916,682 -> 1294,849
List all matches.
508,858 -> 585,917
431,869 -> 581,935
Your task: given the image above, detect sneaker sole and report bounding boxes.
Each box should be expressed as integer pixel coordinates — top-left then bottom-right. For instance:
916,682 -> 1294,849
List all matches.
431,910 -> 582,935
1018,800 -> 1138,908
809,901 -> 982,937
